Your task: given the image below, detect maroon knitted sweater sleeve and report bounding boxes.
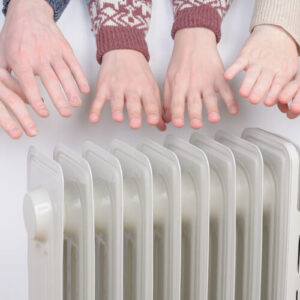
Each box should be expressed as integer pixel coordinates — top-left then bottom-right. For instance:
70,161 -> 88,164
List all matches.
172,0 -> 232,42
88,0 -> 152,64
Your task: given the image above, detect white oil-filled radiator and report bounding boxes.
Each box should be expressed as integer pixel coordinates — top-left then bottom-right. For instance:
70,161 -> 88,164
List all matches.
23,128 -> 300,300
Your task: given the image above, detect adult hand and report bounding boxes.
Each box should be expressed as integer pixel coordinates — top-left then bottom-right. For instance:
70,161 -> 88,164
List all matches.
225,25 -> 299,106
164,28 -> 238,129
0,0 -> 89,124
277,73 -> 300,119
89,49 -> 166,131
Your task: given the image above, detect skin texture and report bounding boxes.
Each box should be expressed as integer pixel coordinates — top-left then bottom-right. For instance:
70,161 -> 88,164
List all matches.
89,49 -> 166,131
0,0 -> 89,139
225,24 -> 299,107
164,28 -> 239,129
277,73 -> 300,119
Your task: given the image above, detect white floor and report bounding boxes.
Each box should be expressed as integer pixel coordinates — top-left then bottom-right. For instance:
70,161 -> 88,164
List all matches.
0,0 -> 299,298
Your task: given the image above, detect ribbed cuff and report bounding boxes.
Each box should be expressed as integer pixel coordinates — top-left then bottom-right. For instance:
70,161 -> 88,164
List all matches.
95,27 -> 150,64
2,0 -> 70,21
172,5 -> 222,43
250,0 -> 300,53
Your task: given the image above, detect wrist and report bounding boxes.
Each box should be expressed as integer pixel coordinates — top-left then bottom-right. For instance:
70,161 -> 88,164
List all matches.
6,0 -> 54,19
102,49 -> 146,63
174,27 -> 217,47
253,24 -> 297,46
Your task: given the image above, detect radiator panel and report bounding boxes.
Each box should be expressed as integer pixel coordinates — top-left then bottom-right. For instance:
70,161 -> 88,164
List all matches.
215,131 -> 263,300
243,128 -> 300,300
54,145 -> 95,300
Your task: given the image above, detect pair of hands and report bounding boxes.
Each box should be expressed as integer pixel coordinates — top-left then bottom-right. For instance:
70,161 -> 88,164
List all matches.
1,0 -> 299,139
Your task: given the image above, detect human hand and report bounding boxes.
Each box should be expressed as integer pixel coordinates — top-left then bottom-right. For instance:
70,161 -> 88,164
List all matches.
164,28 -> 238,129
277,73 -> 300,119
0,68 -> 39,139
0,0 -> 89,121
89,49 -> 166,131
225,25 -> 299,106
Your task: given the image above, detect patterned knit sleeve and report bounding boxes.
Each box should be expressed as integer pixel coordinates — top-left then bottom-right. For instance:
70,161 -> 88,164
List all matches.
172,0 -> 233,43
2,0 -> 70,21
88,0 -> 152,64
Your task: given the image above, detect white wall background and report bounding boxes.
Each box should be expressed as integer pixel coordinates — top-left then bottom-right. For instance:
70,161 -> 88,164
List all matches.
0,0 -> 299,298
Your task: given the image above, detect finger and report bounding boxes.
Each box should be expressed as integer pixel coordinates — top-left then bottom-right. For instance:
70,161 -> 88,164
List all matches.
0,83 -> 37,136
216,79 -> 239,114
125,92 -> 142,129
39,65 -> 72,117
277,102 -> 289,113
13,63 -> 49,117
289,91 -> 300,115
239,65 -> 261,98
89,88 -> 107,123
224,56 -> 248,80
187,92 -> 202,129
278,81 -> 299,104
171,87 -> 186,128
264,76 -> 287,106
287,110 -> 300,119
0,101 -> 23,139
142,88 -> 160,126
110,89 -> 125,122
203,90 -> 220,123
0,69 -> 27,102
51,58 -> 82,107
154,89 -> 166,131
63,48 -> 90,94
248,70 -> 275,104
163,81 -> 172,123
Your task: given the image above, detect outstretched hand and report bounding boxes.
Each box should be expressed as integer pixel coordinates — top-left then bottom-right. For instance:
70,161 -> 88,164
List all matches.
164,28 -> 238,129
0,0 -> 89,138
225,25 -> 299,106
90,49 -> 166,131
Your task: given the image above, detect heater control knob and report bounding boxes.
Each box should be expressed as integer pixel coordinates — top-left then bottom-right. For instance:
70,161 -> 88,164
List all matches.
23,189 -> 52,242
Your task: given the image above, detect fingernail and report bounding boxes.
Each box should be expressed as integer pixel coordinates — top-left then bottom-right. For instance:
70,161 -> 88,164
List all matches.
28,125 -> 37,136
90,113 -> 99,123
130,118 -> 141,128
230,105 -> 239,114
173,118 -> 184,127
61,107 -> 72,116
190,118 -> 202,128
208,112 -> 220,122
148,114 -> 159,124
10,127 -> 21,137
112,111 -> 123,121
40,105 -> 49,114
70,96 -> 81,106
82,84 -> 90,93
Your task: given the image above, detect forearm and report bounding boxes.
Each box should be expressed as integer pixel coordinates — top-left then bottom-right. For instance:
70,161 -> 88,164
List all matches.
88,0 -> 152,64
171,0 -> 233,42
2,0 -> 70,21
251,0 -> 300,49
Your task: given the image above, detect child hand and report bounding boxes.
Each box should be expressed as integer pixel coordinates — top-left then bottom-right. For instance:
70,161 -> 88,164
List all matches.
164,28 -> 238,129
225,25 -> 299,106
89,49 -> 166,131
277,73 -> 300,119
0,68 -> 37,139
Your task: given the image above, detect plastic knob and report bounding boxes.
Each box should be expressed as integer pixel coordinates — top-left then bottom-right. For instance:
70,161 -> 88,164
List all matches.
23,189 -> 52,242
